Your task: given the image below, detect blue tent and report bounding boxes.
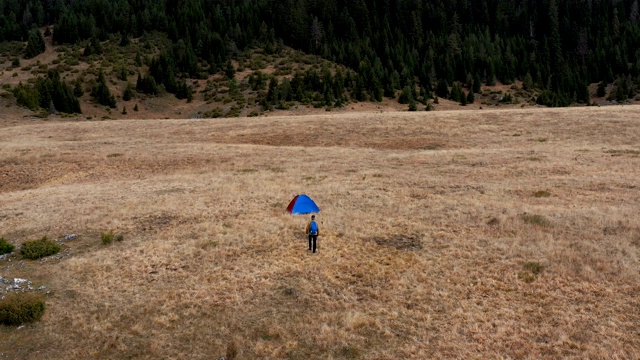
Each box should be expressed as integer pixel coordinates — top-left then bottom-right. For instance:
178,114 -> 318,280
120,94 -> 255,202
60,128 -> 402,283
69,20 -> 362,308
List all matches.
286,194 -> 320,215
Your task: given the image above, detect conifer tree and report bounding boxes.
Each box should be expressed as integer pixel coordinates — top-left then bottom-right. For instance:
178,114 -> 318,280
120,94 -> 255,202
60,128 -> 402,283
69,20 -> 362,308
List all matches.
74,79 -> 84,97
466,89 -> 475,104
436,79 -> 449,99
122,82 -> 133,101
25,29 -> 45,59
92,70 -> 117,108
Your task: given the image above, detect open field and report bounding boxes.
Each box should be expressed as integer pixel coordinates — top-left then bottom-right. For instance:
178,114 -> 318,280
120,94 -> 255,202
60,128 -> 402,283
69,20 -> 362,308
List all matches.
0,107 -> 639,359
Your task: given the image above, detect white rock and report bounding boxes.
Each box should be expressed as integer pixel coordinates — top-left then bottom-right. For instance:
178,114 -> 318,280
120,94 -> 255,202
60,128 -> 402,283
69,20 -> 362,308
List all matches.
13,278 -> 28,285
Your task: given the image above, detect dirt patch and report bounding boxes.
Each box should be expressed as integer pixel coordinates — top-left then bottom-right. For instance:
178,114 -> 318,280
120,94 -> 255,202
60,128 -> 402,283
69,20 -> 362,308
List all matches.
372,234 -> 422,251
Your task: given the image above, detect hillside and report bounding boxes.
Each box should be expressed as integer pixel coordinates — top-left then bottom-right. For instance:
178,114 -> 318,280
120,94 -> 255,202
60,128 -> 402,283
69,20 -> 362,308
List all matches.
1,30 -> 637,122
0,30 -> 540,121
0,107 -> 639,358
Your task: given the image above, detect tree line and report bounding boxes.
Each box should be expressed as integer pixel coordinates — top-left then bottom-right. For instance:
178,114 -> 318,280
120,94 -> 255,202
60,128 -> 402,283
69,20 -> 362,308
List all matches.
2,0 -> 640,107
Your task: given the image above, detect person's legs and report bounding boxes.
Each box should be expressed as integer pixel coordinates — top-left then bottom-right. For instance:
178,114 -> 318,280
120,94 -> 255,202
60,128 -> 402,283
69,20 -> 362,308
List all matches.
312,235 -> 317,253
308,234 -> 312,250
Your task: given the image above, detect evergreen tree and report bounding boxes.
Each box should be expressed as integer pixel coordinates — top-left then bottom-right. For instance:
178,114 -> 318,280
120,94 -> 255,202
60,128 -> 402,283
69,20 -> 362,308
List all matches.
408,98 -> 417,111
119,31 -> 130,47
13,82 -> 40,111
92,70 -> 117,108
224,60 -> 235,79
523,73 -> 534,90
398,86 -> 413,104
122,82 -> 133,101
135,51 -> 142,67
83,36 -> 103,56
25,29 -> 45,59
450,82 -> 463,102
175,80 -> 192,100
436,79 -> 449,99
74,79 -> 84,97
13,71 -> 81,114
119,66 -> 128,81
466,89 -> 475,104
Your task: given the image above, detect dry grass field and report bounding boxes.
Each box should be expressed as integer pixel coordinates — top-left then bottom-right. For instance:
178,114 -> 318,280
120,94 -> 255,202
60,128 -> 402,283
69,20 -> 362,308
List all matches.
1,107 -> 639,359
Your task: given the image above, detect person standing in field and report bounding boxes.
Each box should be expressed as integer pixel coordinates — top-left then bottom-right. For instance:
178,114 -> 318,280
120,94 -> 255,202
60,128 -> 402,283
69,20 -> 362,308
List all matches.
305,215 -> 319,253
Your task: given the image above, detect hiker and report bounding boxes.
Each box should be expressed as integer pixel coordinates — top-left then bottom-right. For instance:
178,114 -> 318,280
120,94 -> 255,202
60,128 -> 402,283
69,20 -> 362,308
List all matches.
305,215 -> 319,253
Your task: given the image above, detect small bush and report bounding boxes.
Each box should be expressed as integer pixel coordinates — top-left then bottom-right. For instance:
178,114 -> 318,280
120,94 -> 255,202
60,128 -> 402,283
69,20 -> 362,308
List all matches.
20,237 -> 61,260
519,262 -> 545,283
523,262 -> 545,275
340,345 -> 361,359
0,293 -> 46,326
0,237 -> 15,255
101,230 -> 115,245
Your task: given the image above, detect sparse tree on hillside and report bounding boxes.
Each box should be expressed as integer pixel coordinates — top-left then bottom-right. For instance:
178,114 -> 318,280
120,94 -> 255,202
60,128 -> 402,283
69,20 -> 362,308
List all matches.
122,82 -> 133,101
92,70 -> 117,108
25,29 -> 45,59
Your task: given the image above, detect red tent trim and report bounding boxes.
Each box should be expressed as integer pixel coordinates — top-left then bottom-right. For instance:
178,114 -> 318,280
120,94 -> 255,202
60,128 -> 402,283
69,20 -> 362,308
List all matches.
286,195 -> 299,213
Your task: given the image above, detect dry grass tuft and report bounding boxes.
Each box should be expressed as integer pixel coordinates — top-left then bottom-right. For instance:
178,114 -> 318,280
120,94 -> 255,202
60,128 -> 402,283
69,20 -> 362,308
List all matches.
533,190 -> 551,198
521,213 -> 551,227
226,339 -> 239,359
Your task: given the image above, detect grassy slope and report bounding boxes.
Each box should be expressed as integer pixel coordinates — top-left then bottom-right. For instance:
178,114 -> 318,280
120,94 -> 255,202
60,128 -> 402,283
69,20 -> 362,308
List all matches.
0,107 -> 639,359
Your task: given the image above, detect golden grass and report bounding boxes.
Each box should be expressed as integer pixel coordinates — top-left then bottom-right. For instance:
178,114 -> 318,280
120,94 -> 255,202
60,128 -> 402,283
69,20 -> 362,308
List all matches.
0,107 -> 639,359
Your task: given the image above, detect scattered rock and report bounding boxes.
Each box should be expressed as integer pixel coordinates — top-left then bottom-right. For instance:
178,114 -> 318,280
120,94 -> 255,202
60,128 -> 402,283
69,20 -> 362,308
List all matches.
64,234 -> 79,241
0,277 -> 47,297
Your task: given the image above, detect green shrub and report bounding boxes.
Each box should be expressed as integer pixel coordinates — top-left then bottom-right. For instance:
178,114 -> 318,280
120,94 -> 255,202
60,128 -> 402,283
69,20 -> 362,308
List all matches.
0,293 -> 46,326
20,237 -> 61,260
101,230 -> 115,245
0,237 -> 15,255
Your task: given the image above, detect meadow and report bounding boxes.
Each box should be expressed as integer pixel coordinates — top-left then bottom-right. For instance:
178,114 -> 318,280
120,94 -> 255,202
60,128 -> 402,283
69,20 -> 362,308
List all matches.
0,107 -> 639,359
